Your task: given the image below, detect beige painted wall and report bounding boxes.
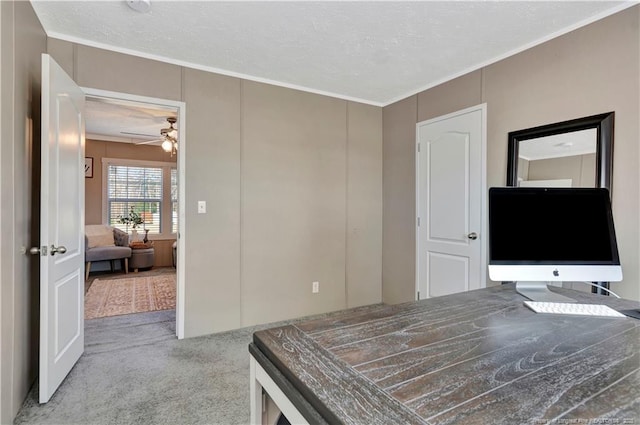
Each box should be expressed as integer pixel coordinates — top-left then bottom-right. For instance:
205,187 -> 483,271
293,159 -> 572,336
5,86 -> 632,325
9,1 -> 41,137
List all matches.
383,6 -> 640,303
84,140 -> 177,266
527,153 -> 596,187
48,39 -> 383,336
346,102 -> 383,308
181,67 -> 242,335
382,96 -> 417,304
0,1 -> 47,421
240,83 -> 383,324
241,81 -> 349,325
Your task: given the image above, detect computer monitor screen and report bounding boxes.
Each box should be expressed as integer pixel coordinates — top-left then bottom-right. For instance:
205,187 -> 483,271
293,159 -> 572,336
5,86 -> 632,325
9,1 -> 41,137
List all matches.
488,187 -> 622,302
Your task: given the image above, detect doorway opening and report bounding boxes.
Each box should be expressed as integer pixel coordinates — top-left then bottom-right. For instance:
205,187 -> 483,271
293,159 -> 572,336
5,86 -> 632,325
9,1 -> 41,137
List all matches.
82,88 -> 186,339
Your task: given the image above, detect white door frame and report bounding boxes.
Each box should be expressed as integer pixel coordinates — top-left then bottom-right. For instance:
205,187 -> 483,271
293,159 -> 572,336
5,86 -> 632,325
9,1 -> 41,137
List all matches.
82,87 -> 186,339
415,104 -> 488,298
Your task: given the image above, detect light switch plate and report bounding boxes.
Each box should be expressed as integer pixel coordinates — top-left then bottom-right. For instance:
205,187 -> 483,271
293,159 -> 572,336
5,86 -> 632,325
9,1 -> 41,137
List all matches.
198,201 -> 206,214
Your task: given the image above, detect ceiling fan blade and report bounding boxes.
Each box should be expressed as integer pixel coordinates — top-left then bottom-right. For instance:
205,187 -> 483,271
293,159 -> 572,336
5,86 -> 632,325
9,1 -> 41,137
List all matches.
121,131 -> 158,137
160,126 -> 176,134
135,139 -> 163,145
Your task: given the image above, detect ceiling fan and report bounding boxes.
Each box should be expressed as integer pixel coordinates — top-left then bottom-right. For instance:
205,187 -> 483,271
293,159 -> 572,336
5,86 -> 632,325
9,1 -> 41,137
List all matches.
134,117 -> 178,155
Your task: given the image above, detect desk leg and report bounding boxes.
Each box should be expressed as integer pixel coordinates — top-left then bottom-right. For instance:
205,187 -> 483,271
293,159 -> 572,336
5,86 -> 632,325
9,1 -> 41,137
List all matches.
250,354 -> 309,425
250,356 -> 263,425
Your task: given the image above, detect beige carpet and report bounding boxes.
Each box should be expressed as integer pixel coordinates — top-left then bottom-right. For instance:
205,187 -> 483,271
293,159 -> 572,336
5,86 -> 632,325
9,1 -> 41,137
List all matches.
85,274 -> 176,319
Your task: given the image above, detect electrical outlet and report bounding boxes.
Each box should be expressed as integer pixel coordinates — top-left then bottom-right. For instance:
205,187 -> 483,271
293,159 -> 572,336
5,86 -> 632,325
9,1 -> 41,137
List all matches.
312,281 -> 319,293
197,201 -> 206,214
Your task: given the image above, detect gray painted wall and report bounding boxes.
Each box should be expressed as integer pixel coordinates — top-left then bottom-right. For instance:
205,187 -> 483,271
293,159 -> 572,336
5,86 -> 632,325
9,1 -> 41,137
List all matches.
382,5 -> 640,303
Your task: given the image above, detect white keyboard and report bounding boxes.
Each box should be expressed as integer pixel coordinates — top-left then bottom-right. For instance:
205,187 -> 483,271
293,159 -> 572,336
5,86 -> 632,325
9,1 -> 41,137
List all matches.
524,301 -> 626,318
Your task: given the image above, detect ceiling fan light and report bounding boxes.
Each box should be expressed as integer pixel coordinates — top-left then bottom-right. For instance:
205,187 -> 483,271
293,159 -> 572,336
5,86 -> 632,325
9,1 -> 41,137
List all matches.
126,0 -> 151,13
161,139 -> 173,152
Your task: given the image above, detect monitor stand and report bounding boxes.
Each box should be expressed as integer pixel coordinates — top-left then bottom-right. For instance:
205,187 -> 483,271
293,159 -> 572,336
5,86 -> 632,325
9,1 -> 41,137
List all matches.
516,282 -> 576,303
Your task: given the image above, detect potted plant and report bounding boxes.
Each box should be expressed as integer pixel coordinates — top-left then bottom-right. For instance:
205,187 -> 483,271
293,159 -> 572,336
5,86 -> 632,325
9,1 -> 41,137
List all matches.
118,206 -> 144,241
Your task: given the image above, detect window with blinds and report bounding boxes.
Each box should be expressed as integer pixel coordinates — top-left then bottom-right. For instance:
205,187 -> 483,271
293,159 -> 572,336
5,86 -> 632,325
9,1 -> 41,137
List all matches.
171,168 -> 178,234
107,165 -> 163,234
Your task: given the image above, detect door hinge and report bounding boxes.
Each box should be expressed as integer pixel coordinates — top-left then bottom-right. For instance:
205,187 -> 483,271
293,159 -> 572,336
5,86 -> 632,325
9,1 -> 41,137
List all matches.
417,291 -> 420,300
417,217 -> 420,227
417,142 -> 421,153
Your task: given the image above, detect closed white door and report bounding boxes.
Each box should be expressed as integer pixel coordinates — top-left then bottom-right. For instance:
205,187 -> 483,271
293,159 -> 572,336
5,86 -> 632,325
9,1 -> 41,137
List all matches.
37,54 -> 85,403
417,105 -> 486,298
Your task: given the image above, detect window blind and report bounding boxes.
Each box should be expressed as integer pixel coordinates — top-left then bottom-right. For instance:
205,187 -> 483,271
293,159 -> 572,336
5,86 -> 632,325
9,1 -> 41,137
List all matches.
171,168 -> 178,234
107,165 -> 163,234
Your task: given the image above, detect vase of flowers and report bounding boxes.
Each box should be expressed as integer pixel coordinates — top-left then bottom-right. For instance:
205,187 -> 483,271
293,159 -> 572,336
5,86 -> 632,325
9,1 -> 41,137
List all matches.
118,206 -> 145,242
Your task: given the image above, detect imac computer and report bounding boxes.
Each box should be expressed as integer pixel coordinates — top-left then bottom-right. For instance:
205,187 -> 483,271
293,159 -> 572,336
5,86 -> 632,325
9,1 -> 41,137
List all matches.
488,187 -> 622,303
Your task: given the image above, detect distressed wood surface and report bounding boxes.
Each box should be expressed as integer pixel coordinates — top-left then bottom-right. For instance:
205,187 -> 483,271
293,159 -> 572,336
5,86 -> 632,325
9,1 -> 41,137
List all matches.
253,326 -> 429,425
253,285 -> 640,424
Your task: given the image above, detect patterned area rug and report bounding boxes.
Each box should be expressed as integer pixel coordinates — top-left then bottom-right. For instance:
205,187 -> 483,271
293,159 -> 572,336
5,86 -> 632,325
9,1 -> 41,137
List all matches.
85,274 -> 176,319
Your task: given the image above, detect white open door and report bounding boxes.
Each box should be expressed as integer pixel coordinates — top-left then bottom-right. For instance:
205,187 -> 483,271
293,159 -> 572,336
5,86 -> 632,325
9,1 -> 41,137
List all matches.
36,54 -> 85,403
416,104 -> 486,299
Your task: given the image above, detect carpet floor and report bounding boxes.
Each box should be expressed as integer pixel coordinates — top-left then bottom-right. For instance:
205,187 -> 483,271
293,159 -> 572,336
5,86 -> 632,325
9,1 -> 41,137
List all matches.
85,275 -> 176,319
13,304 -> 381,424
14,310 -> 258,425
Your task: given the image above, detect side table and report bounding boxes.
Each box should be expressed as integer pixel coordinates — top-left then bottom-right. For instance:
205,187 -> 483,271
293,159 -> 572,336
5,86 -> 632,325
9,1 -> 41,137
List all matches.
129,243 -> 154,273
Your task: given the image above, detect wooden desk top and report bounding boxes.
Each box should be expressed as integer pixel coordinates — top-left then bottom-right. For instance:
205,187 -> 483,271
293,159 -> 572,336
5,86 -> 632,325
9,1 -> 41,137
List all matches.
251,285 -> 640,425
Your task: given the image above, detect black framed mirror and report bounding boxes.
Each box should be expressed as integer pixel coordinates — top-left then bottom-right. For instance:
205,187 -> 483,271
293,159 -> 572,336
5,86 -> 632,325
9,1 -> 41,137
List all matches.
506,112 -> 614,191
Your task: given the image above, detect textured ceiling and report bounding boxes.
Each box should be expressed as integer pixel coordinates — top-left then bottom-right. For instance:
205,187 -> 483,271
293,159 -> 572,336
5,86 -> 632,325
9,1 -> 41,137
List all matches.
32,1 -> 633,107
84,98 -> 177,144
519,129 -> 597,161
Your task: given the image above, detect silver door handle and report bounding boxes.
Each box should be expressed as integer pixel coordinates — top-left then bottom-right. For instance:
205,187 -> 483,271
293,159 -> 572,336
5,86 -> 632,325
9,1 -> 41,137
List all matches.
29,246 -> 45,255
50,245 -> 67,255
467,232 -> 478,240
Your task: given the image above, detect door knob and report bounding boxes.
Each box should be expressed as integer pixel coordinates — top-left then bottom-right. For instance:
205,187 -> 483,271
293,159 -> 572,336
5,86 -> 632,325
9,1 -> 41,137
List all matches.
467,232 -> 478,240
50,245 -> 67,255
29,246 -> 45,255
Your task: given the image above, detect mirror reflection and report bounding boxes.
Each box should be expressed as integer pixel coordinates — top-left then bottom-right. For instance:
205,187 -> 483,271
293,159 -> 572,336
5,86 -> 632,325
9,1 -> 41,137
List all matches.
517,128 -> 597,188
506,112 -> 614,191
